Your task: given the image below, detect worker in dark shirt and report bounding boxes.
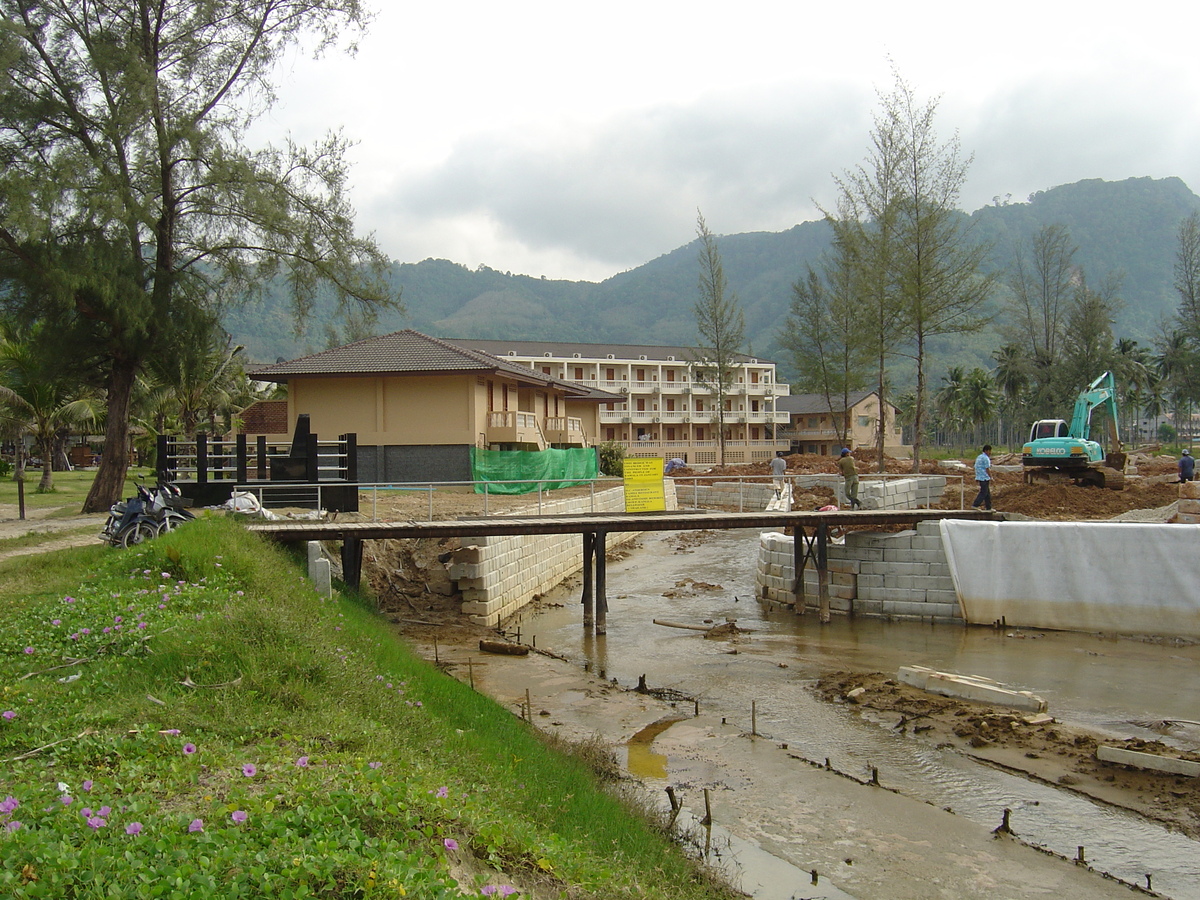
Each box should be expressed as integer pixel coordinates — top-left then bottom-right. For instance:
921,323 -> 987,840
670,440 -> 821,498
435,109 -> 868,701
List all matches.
1179,449 -> 1195,482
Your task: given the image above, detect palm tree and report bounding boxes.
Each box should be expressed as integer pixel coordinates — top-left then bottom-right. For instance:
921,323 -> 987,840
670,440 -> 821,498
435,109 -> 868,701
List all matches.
935,367 -> 966,455
0,326 -> 99,492
960,368 -> 1000,448
992,344 -> 1030,448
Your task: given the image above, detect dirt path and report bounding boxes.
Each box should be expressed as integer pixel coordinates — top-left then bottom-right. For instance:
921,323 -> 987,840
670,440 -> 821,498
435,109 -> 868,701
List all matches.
0,507 -> 108,561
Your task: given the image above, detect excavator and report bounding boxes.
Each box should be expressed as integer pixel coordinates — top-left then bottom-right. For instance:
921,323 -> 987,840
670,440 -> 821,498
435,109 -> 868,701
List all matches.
1021,371 -> 1126,490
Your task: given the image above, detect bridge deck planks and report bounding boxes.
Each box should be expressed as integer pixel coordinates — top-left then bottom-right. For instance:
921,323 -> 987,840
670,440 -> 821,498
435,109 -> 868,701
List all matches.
247,508 -> 995,543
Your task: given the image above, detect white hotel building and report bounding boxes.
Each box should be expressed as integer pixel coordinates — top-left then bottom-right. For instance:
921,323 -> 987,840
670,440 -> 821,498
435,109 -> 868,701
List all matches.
455,339 -> 791,465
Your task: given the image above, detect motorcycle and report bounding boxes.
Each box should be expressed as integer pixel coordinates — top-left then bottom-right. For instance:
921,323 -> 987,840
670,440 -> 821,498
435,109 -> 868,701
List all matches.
100,479 -> 194,548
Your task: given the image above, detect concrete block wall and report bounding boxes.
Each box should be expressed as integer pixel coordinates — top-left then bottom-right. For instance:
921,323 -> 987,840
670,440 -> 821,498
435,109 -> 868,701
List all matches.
755,519 -> 963,623
678,475 -> 946,512
448,482 -> 678,626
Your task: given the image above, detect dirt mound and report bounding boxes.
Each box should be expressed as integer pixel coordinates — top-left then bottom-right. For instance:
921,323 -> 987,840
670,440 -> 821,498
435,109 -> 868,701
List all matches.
990,480 -> 1181,520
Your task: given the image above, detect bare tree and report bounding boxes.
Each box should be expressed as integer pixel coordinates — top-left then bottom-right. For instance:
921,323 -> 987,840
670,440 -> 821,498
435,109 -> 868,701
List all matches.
882,69 -> 995,471
692,211 -> 745,465
1008,224 -> 1078,411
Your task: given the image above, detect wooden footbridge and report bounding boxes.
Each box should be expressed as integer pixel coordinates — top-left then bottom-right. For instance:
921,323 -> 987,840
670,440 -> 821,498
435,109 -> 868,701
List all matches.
248,508 -> 995,632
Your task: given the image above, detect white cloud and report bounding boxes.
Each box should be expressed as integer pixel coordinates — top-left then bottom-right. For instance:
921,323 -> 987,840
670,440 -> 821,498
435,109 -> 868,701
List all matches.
254,0 -> 1200,281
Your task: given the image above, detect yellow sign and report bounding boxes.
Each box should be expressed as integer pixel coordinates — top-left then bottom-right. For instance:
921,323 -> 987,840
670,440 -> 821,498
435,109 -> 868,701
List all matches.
623,457 -> 666,512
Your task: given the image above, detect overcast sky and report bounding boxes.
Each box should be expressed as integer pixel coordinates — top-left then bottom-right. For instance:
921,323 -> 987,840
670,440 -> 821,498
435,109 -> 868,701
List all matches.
253,1 -> 1200,283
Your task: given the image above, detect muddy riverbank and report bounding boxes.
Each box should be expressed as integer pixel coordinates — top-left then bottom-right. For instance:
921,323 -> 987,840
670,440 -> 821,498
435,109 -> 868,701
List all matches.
382,527 -> 1200,899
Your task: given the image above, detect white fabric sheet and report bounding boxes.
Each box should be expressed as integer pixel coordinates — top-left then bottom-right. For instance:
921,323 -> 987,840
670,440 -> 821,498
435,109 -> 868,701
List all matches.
939,520 -> 1200,637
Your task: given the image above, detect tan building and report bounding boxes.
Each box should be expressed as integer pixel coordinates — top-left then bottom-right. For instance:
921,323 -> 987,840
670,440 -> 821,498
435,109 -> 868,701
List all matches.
778,391 -> 906,456
250,330 -> 618,482
455,339 -> 792,466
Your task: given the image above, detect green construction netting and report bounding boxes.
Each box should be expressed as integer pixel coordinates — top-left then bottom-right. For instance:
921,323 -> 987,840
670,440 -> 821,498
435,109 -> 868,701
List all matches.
470,447 -> 599,494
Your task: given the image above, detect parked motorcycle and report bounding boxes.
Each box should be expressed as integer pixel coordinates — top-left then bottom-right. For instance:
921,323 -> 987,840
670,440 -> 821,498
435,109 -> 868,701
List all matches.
100,480 -> 194,548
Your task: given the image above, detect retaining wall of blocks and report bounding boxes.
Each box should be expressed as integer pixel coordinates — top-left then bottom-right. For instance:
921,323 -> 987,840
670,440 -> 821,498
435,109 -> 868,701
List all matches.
447,482 -> 678,627
755,519 -> 963,623
676,475 -> 948,512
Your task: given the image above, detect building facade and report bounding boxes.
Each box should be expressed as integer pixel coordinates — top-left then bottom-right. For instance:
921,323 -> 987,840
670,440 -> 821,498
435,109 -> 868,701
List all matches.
777,391 -> 907,456
249,331 -> 617,482
455,340 -> 792,466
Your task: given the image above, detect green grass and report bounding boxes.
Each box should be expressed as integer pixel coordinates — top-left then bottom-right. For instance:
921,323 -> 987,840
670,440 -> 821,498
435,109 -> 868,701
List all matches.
0,517 -> 736,899
0,468 -> 155,513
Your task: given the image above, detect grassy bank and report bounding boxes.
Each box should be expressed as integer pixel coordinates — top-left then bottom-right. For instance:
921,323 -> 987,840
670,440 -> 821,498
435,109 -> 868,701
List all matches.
0,517 -> 734,899
0,469 -> 155,516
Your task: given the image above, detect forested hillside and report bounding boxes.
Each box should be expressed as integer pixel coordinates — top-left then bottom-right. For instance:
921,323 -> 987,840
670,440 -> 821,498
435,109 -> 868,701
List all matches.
227,176 -> 1200,384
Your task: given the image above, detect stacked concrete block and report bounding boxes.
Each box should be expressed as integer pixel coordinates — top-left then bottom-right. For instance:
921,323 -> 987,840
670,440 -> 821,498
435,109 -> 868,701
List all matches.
681,475 -> 946,512
1172,480 -> 1200,524
448,481 -> 678,626
754,519 -> 963,623
856,476 -> 947,510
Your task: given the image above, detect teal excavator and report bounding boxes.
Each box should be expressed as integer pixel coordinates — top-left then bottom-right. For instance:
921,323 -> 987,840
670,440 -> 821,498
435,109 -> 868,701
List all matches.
1021,371 -> 1126,490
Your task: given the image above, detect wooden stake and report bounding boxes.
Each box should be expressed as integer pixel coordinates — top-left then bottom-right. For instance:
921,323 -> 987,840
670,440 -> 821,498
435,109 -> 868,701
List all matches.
751,700 -> 757,736
525,688 -> 531,722
433,636 -> 439,664
468,658 -> 474,690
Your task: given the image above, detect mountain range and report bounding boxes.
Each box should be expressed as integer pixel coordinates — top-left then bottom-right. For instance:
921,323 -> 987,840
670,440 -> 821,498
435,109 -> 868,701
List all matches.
225,176 -> 1200,383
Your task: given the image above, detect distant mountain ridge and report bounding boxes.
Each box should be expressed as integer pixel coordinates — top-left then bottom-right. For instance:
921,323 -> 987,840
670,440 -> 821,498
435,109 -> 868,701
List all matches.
226,176 -> 1200,378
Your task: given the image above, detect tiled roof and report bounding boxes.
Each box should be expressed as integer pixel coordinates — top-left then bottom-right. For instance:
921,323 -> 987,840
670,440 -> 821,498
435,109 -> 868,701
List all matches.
452,338 -> 770,365
777,391 -> 882,416
248,330 -> 619,400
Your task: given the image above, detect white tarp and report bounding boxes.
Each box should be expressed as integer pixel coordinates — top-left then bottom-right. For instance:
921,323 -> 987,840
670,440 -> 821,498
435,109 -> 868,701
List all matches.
939,520 -> 1200,637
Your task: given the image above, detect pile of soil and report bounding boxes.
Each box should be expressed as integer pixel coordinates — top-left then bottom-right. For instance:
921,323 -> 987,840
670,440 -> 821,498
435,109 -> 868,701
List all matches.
818,671 -> 1200,840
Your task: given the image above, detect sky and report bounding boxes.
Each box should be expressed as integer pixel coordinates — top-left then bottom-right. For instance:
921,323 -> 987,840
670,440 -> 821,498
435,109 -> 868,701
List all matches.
252,1 -> 1200,283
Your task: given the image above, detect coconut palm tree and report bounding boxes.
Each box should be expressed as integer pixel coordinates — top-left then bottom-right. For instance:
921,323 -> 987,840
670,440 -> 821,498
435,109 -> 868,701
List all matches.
0,325 -> 100,492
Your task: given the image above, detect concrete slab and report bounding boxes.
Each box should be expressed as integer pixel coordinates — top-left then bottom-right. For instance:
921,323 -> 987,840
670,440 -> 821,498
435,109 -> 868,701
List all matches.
898,665 -> 1048,713
1097,744 -> 1200,777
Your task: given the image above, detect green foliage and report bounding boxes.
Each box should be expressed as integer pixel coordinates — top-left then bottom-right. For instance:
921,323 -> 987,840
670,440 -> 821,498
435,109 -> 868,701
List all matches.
596,442 -> 626,477
1160,422 -> 1178,443
0,1 -> 397,511
0,518 -> 734,900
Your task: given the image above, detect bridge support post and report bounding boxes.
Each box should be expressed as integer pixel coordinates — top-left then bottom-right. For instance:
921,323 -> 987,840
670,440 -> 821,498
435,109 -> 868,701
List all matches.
341,537 -> 363,592
817,522 -> 830,624
595,529 -> 608,635
793,526 -> 807,614
581,532 -> 595,630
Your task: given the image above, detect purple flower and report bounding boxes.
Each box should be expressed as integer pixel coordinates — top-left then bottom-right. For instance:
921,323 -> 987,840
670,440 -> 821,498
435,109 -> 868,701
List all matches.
231,810 -> 248,824
295,756 -> 309,768
114,616 -> 122,624
2,711 -> 15,721
162,729 -> 180,736
368,761 -> 382,770
82,780 -> 93,792
81,807 -> 93,818
5,821 -> 20,832
51,619 -> 61,626
183,743 -> 196,755
0,797 -> 18,814
64,596 -> 75,603
86,816 -> 106,829
242,763 -> 257,777
60,795 -> 73,805
23,647 -> 33,655
188,818 -> 204,833
81,628 -> 90,635
443,838 -> 459,851
436,786 -> 449,798
137,622 -> 147,630
125,822 -> 142,835
98,805 -> 112,817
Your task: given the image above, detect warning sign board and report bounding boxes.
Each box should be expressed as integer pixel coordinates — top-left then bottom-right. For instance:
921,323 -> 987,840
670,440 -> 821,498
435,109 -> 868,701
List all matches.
623,457 -> 666,513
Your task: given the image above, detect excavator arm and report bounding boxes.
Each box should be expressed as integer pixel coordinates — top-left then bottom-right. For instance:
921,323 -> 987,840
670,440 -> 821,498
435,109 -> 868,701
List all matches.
1068,371 -> 1122,453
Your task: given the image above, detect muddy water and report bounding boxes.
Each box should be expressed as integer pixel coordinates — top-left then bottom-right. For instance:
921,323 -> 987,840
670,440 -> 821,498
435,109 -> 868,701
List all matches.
520,528 -> 1200,899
